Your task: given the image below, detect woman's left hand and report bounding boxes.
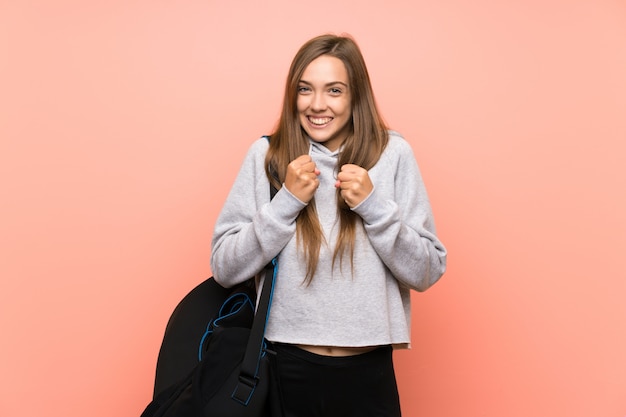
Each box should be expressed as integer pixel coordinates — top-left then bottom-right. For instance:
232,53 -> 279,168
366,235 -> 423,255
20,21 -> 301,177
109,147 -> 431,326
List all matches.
335,164 -> 373,208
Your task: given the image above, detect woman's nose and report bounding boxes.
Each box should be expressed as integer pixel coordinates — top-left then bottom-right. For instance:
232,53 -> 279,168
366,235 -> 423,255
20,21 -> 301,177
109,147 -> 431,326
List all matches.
310,93 -> 327,111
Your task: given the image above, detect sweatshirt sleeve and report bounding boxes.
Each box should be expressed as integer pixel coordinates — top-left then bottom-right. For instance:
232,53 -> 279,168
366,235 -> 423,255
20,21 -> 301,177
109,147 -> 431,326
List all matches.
210,138 -> 306,288
351,135 -> 447,291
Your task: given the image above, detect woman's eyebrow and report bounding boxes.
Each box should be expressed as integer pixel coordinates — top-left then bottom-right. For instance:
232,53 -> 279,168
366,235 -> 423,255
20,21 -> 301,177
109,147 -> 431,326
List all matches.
298,80 -> 348,87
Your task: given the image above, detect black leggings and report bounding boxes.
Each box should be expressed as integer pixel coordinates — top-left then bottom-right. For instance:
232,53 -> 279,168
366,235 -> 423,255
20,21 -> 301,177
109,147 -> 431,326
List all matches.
268,343 -> 402,417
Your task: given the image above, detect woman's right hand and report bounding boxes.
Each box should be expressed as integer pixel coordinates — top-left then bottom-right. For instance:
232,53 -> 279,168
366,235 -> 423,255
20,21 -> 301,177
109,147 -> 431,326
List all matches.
284,155 -> 320,203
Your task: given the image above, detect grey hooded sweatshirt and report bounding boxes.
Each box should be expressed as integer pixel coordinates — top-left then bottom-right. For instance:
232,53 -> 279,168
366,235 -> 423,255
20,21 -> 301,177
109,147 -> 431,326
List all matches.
211,131 -> 447,348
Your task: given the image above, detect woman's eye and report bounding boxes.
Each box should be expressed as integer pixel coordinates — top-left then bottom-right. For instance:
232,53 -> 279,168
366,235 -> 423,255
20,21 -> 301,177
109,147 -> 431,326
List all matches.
329,88 -> 342,95
297,86 -> 311,93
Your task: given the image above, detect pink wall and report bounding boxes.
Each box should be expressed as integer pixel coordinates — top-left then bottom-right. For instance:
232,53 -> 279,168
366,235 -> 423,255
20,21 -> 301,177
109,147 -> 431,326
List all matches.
1,1 -> 625,416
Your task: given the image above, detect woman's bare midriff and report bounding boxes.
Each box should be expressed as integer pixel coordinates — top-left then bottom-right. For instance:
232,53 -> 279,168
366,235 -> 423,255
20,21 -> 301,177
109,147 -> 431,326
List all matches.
297,344 -> 378,357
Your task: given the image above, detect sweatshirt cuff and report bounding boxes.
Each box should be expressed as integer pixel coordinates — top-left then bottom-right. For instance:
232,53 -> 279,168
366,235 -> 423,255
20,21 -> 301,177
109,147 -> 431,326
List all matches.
351,187 -> 394,226
268,185 -> 307,225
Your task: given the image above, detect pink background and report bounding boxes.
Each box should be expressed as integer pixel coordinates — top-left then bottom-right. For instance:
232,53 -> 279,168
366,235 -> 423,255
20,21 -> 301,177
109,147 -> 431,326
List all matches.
1,1 -> 625,416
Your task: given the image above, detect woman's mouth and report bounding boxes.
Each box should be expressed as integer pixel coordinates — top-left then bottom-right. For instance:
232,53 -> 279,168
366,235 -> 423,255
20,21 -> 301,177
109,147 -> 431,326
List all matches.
308,116 -> 333,126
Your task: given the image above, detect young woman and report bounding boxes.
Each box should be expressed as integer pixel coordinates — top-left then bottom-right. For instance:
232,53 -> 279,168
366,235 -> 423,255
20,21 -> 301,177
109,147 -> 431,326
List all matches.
211,34 -> 447,417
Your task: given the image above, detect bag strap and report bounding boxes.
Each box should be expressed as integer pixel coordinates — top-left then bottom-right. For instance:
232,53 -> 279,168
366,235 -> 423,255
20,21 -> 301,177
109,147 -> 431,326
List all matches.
231,135 -> 277,405
232,259 -> 276,405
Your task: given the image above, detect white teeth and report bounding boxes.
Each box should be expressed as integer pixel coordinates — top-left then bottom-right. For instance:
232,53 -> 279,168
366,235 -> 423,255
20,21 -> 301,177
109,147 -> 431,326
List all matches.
309,117 -> 332,125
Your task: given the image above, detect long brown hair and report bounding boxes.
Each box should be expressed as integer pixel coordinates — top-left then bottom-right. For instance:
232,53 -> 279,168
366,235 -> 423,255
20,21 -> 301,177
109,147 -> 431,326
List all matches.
265,34 -> 388,284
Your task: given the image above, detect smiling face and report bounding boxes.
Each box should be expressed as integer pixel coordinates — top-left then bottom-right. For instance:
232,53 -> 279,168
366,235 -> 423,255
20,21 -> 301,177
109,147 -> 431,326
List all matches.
297,55 -> 352,152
